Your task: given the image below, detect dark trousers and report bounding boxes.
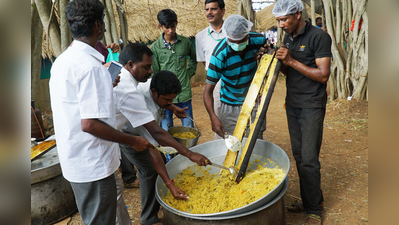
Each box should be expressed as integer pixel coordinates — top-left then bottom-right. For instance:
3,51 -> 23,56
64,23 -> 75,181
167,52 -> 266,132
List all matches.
119,143 -> 160,225
120,150 -> 137,184
70,173 -> 117,225
286,104 -> 325,217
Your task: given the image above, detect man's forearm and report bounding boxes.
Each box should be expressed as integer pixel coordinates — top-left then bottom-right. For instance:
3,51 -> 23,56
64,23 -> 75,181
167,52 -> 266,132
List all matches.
81,119 -> 135,146
148,146 -> 172,183
203,84 -> 216,120
287,58 -> 330,84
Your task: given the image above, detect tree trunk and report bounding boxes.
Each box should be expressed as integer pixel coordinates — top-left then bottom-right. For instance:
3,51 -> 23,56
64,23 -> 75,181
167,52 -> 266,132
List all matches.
114,0 -> 128,49
100,0 -> 113,45
324,0 -> 346,98
238,0 -> 256,31
104,0 -> 119,45
301,0 -> 309,22
322,0 -> 367,100
59,0 -> 71,52
311,0 -> 316,26
35,0 -> 62,57
31,3 -> 43,102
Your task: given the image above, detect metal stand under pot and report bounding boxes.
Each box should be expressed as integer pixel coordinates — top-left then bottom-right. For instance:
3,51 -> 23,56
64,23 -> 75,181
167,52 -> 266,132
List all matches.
31,147 -> 77,225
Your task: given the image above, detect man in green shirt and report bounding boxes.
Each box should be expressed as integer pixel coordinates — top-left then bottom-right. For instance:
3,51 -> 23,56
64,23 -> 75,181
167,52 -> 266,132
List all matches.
151,9 -> 197,132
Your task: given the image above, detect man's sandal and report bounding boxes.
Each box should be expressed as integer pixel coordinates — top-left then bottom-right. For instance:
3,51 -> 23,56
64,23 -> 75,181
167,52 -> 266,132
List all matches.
287,200 -> 324,213
302,214 -> 322,225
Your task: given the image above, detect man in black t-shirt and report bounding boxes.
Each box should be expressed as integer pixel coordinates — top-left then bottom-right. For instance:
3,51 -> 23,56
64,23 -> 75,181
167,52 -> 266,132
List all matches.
272,0 -> 332,224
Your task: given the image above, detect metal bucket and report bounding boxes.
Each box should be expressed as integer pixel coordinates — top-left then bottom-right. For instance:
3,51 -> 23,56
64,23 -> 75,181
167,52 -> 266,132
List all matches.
167,117 -> 201,149
31,147 -> 77,225
155,138 -> 290,217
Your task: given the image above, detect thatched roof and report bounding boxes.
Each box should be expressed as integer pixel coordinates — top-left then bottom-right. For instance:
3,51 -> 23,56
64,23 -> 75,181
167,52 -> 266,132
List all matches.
255,3 -> 321,32
124,0 -> 237,43
41,0 -> 238,58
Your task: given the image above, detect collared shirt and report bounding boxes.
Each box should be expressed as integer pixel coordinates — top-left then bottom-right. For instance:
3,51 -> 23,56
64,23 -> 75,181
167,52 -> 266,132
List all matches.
162,36 -> 179,51
151,34 -> 197,104
120,79 -> 162,146
113,68 -> 155,131
206,32 -> 266,105
283,21 -> 332,108
49,40 -> 120,183
195,25 -> 227,70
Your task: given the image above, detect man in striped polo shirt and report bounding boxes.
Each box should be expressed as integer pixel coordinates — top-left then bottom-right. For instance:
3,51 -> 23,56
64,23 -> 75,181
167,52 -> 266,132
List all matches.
203,15 -> 267,139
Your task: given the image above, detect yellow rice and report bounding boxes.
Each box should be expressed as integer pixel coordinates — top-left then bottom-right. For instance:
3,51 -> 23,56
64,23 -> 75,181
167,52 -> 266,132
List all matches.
172,131 -> 197,139
163,163 -> 285,214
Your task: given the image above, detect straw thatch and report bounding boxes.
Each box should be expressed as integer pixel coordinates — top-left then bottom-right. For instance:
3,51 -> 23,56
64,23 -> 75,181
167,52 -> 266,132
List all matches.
124,0 -> 237,43
256,3 -> 321,32
41,0 -> 238,57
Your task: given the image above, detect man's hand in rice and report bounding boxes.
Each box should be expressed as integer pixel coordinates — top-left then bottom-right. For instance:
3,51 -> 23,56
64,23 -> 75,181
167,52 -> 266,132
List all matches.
167,183 -> 189,200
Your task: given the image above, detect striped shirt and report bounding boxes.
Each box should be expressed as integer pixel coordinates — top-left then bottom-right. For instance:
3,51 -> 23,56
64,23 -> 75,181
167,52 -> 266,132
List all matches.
206,32 -> 266,105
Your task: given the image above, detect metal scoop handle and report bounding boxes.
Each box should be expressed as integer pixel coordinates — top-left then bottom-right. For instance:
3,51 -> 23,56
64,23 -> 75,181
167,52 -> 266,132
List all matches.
211,162 -> 230,171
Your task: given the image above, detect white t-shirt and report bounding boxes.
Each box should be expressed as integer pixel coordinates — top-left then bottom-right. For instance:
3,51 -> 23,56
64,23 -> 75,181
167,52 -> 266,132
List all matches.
49,40 -> 120,183
121,79 -> 163,146
195,25 -> 227,70
113,68 -> 155,132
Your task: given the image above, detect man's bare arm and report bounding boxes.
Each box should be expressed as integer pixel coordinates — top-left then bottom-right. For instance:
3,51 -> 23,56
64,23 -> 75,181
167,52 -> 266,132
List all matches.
81,118 -> 151,151
203,83 -> 225,137
143,121 -> 210,166
276,47 -> 331,84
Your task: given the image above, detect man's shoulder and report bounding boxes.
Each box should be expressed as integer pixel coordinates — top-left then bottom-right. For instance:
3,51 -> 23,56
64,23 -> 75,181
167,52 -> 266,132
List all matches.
306,25 -> 330,38
211,39 -> 229,61
137,79 -> 151,94
249,32 -> 266,44
151,36 -> 164,48
53,48 -> 101,72
177,34 -> 191,43
196,27 -> 208,38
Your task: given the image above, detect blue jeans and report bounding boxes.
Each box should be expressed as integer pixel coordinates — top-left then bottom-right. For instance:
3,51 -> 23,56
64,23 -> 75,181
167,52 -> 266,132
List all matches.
161,100 -> 194,131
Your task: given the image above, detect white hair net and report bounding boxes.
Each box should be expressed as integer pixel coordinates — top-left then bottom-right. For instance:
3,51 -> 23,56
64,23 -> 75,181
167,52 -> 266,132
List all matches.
272,0 -> 304,18
223,15 -> 253,41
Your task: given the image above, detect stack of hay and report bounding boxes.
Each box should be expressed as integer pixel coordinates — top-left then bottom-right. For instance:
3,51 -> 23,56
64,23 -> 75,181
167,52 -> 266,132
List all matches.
124,0 -> 237,43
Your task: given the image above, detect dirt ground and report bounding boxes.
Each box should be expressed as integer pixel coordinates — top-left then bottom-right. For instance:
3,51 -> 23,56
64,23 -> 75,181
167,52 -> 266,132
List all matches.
59,76 -> 368,225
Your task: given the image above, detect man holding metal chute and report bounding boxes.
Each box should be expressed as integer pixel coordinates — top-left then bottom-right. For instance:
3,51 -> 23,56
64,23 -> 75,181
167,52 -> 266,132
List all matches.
272,0 -> 332,224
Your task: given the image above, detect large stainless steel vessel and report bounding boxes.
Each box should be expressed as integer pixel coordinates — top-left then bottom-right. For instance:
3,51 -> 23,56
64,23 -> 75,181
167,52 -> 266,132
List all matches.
155,139 -> 290,217
162,178 -> 288,225
31,147 -> 77,225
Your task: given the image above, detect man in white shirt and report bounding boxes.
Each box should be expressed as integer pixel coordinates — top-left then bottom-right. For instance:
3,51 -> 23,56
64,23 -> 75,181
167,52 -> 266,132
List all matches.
119,71 -> 186,225
50,1 -> 186,224
113,42 -> 211,225
195,0 -> 227,139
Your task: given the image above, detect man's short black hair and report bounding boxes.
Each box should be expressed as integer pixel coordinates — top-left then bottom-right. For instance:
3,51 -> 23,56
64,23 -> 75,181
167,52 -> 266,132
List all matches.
150,70 -> 182,97
157,9 -> 177,26
65,0 -> 104,39
316,17 -> 322,22
205,0 -> 225,10
119,41 -> 153,66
